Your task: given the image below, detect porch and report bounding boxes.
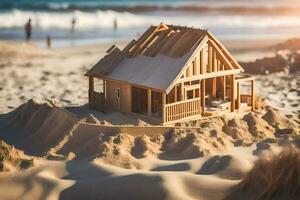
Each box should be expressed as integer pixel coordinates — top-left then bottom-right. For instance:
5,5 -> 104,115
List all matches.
88,74 -> 255,125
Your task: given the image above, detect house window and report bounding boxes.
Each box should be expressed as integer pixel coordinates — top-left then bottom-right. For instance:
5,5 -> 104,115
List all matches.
116,88 -> 120,99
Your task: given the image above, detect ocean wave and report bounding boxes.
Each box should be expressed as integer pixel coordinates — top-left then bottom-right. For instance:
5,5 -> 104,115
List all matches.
1,9 -> 300,30
1,1 -> 300,14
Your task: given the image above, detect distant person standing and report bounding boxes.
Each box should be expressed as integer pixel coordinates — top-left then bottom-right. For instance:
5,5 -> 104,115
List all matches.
25,19 -> 32,41
46,35 -> 51,48
113,18 -> 118,30
71,17 -> 76,32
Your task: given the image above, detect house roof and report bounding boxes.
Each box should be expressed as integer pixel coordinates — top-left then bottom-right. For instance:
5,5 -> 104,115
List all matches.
85,23 -> 243,92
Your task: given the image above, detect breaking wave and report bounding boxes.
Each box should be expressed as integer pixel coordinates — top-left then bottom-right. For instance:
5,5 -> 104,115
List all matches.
1,9 -> 300,30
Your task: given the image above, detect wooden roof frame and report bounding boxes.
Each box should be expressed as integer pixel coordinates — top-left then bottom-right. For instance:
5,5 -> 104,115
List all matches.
86,23 -> 245,94
165,33 -> 243,93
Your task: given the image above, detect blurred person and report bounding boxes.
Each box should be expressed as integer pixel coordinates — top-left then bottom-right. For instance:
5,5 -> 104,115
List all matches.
71,17 -> 76,32
46,35 -> 51,48
113,18 -> 118,30
25,19 -> 32,41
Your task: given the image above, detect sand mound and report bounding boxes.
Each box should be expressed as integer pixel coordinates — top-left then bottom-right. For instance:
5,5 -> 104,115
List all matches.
262,108 -> 299,134
223,118 -> 253,145
0,140 -> 33,172
0,99 -> 79,155
2,99 -> 299,169
242,112 -> 275,138
226,146 -> 300,200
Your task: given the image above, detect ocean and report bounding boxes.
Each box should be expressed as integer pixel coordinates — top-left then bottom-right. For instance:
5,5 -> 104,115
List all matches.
1,0 -> 300,48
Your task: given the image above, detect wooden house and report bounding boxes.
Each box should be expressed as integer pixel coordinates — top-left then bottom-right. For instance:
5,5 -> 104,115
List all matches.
85,23 -> 255,125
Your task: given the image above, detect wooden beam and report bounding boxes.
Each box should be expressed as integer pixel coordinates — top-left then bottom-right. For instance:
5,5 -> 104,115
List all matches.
201,79 -> 205,115
230,74 -> 235,112
129,85 -> 132,112
207,31 -> 244,71
208,45 -> 213,72
200,49 -> 204,74
174,84 -> 178,102
148,89 -> 151,116
89,76 -> 94,91
222,76 -> 226,100
165,35 -> 209,93
235,76 -> 255,83
176,69 -> 241,84
103,80 -> 106,104
162,93 -> 166,124
181,83 -> 185,101
251,79 -> 255,111
208,39 -> 235,70
212,77 -> 217,97
236,82 -> 240,110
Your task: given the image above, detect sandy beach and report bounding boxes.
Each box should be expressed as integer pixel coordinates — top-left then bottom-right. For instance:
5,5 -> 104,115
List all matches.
0,37 -> 300,200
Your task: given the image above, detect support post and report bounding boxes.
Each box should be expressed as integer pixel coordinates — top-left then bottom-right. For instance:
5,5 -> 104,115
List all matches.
129,86 -> 132,112
251,79 -> 255,111
236,82 -> 240,110
200,49 -> 204,74
201,79 -> 205,115
181,83 -> 184,101
208,45 -> 213,72
89,76 -> 94,92
174,84 -> 177,102
162,93 -> 166,124
212,77 -> 217,97
103,80 -> 106,104
148,89 -> 151,116
222,76 -> 226,100
230,74 -> 235,112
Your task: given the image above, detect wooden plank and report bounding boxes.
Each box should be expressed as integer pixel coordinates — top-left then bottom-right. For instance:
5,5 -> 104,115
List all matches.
236,82 -> 240,110
103,80 -> 106,104
148,89 -> 151,116
222,76 -> 226,100
207,31 -> 244,71
212,77 -> 217,97
174,84 -> 177,102
165,35 -> 209,93
89,76 -> 94,91
200,49 -> 204,74
162,93 -> 166,124
175,69 -> 241,84
129,85 -> 132,112
201,79 -> 205,115
122,40 -> 136,54
251,79 -> 255,111
208,45 -> 212,72
195,54 -> 199,75
208,39 -> 235,70
230,74 -> 235,112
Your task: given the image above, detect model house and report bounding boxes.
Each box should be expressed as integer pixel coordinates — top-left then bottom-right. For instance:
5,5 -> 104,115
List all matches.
85,23 -> 255,125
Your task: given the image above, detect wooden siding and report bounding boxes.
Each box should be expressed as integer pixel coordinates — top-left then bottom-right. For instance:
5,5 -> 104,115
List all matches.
106,80 -> 131,112
89,90 -> 105,111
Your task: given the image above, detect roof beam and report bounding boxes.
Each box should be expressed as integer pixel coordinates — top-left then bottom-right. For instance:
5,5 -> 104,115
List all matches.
165,34 -> 209,93
175,69 -> 242,84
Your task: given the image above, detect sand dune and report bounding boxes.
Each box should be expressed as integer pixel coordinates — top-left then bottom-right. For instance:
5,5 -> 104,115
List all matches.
0,98 -> 299,199
2,99 -> 296,167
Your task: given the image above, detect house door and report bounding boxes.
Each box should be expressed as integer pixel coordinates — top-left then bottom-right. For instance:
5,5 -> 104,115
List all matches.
132,86 -> 148,114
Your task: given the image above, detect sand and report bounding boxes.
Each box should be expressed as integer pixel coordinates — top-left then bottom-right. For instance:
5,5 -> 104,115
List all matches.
0,98 -> 299,199
0,40 -> 299,200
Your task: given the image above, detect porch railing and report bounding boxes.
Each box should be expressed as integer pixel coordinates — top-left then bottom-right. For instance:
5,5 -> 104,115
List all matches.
164,98 -> 201,124
89,90 -> 105,111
